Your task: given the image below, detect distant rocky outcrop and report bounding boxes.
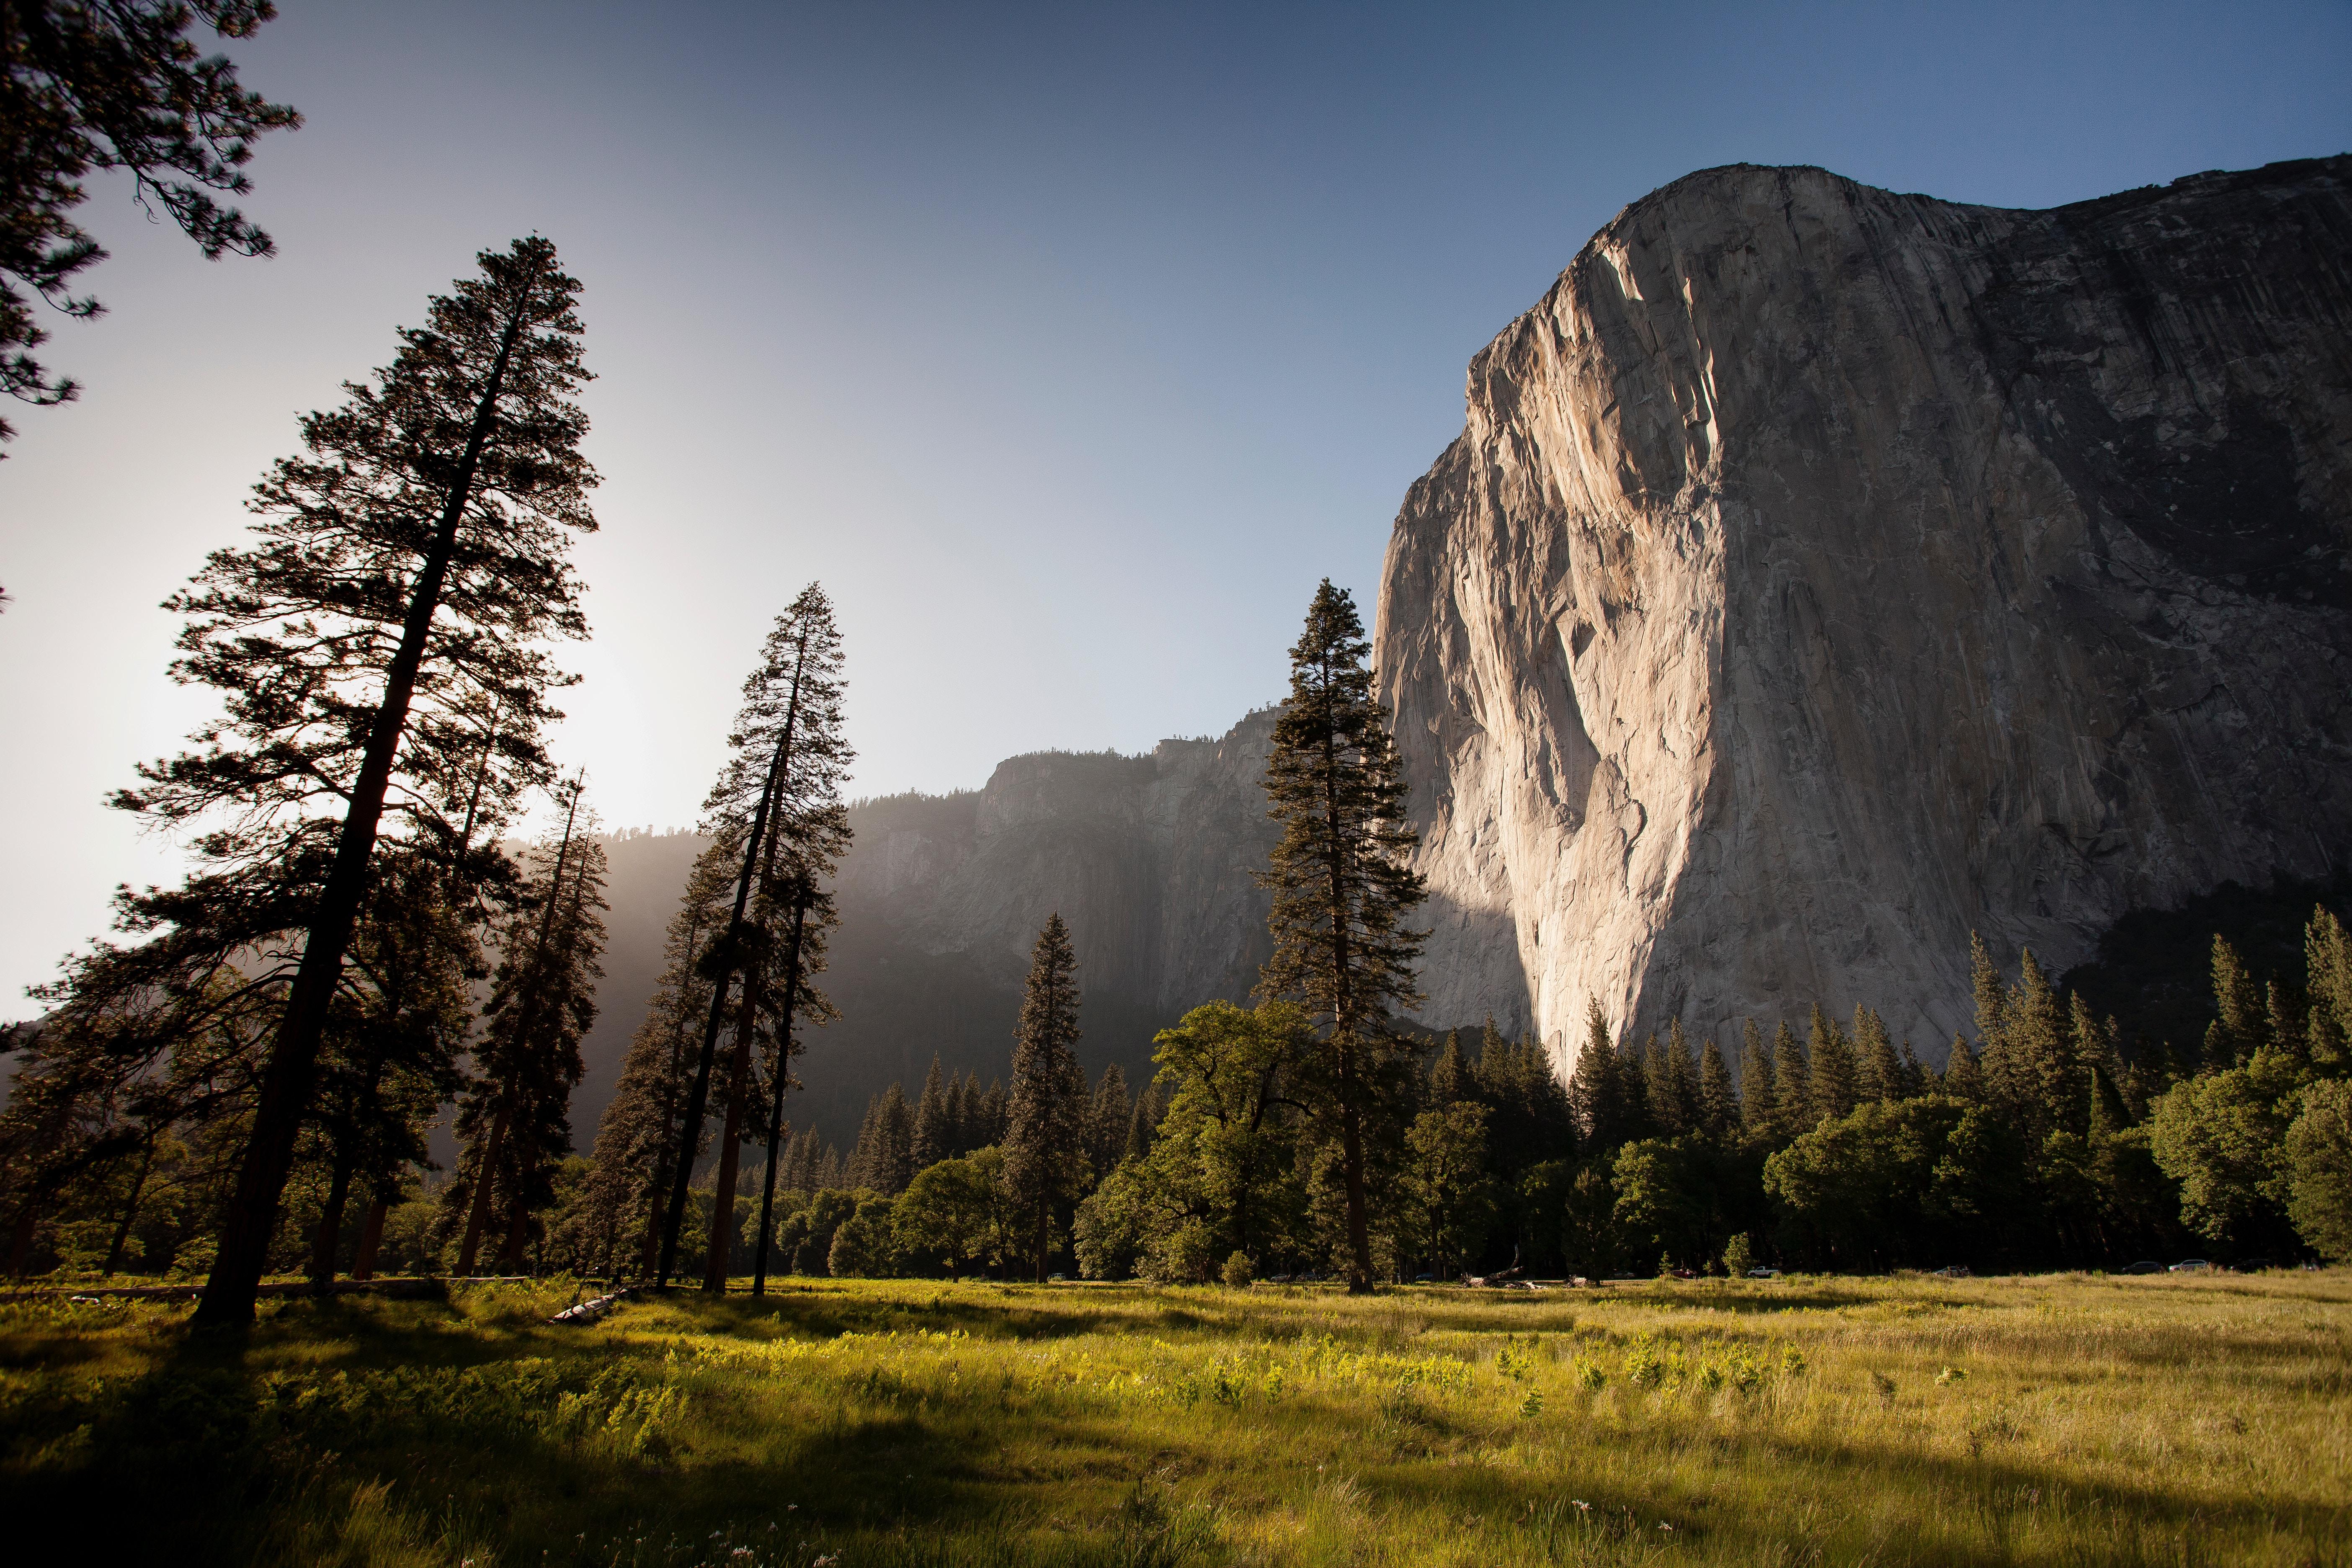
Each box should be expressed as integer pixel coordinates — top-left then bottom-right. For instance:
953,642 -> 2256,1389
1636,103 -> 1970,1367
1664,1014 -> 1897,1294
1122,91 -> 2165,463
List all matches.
1377,157 -> 2352,1072
571,712 -> 1279,1145
576,157 -> 2352,1137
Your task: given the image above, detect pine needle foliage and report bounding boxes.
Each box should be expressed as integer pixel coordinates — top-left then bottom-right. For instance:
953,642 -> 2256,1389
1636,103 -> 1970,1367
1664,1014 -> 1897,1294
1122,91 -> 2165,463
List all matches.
90,236 -> 596,1324
448,784 -> 608,1274
656,585 -> 853,1290
0,0 -> 300,446
1256,580 -> 1426,1292
581,838 -> 734,1277
1005,914 -> 1085,1282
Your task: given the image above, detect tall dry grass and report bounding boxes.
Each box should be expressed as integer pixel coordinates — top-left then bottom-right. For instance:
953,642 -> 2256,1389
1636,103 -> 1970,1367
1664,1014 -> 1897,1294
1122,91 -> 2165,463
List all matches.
0,1270 -> 2344,1565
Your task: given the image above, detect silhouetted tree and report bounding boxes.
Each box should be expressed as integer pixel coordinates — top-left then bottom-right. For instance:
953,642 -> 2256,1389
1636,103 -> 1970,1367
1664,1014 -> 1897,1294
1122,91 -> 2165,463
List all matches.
449,784 -> 607,1274
153,237 -> 595,1325
1005,914 -> 1084,1281
1257,580 -> 1425,1292
658,585 -> 852,1288
2,0 -> 299,449
582,837 -> 732,1277
304,852 -> 474,1289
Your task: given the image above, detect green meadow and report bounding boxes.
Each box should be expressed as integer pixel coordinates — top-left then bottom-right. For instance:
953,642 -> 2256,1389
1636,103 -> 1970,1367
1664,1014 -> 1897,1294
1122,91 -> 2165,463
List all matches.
1,1271 -> 2345,1568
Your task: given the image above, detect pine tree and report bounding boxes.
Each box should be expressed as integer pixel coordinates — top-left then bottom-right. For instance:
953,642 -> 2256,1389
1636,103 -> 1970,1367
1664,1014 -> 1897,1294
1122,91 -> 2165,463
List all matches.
658,585 -> 853,1289
449,784 -> 608,1274
977,1078 -> 1010,1149
1853,1007 -> 1901,1104
1256,582 -> 1425,1292
1122,1091 -> 1157,1163
1697,1034 -> 1738,1140
848,1084 -> 914,1195
1772,1022 -> 1812,1136
1005,914 -> 1085,1281
1808,1006 -> 1857,1123
1568,1001 -> 1631,1152
1660,1020 -> 1702,1134
2010,950 -> 2073,1140
583,837 -> 733,1277
1738,1020 -> 1777,1142
1898,1039 -> 1929,1098
946,1072 -> 977,1155
1973,933 -> 2033,1111
304,853 -> 474,1289
911,1056 -> 953,1170
2210,936 -> 2267,1064
1943,1034 -> 1985,1102
746,850 -> 849,1293
1428,1031 -> 1472,1106
155,237 -> 596,1325
2309,908 -> 2352,1072
1084,1065 -> 1132,1180
1,0 -> 300,449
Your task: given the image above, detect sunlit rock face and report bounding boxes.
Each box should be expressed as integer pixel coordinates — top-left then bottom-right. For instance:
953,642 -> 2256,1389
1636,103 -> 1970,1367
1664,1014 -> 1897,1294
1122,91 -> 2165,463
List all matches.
1376,157 -> 2352,1073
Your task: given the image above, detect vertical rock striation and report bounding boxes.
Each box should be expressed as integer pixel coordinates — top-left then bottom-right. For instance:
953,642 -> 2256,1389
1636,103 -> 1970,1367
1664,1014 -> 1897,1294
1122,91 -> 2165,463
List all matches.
1377,157 -> 2352,1070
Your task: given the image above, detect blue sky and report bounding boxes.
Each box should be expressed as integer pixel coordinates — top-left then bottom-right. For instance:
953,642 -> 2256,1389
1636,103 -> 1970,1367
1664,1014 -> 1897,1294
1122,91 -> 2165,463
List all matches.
2,0 -> 2348,1004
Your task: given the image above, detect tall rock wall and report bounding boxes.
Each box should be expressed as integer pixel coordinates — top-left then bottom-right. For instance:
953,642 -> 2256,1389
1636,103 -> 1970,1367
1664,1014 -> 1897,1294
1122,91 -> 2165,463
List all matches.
1376,157 -> 2352,1070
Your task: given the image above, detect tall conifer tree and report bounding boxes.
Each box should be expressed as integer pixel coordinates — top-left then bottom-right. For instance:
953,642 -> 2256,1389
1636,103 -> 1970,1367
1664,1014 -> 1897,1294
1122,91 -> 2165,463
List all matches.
1772,1022 -> 1812,1136
1697,1034 -> 1738,1140
658,585 -> 851,1288
1808,1006 -> 1858,1123
126,237 -> 599,1325
580,836 -> 732,1276
449,782 -> 608,1273
1257,580 -> 1426,1292
1005,914 -> 1085,1282
911,1056 -> 953,1171
1853,1006 -> 1901,1103
1738,1020 -> 1776,1142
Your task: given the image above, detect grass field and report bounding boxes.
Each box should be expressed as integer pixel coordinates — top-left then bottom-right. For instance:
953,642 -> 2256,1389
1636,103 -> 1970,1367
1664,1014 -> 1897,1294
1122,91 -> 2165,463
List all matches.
1,1271 -> 2346,1567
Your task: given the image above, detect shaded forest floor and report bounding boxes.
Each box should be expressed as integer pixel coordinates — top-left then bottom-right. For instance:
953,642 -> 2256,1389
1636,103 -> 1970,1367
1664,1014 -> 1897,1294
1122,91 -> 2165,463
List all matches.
0,1271 -> 2347,1566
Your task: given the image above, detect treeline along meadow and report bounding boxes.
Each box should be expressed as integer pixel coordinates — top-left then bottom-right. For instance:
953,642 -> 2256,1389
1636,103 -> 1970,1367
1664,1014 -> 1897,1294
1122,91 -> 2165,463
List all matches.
7,422 -> 2350,1295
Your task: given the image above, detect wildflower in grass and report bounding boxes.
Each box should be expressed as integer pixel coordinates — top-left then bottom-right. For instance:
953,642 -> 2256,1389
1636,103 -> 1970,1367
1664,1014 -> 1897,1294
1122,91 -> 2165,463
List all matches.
1780,1344 -> 1808,1377
1519,1388 -> 1545,1419
1572,1356 -> 1606,1391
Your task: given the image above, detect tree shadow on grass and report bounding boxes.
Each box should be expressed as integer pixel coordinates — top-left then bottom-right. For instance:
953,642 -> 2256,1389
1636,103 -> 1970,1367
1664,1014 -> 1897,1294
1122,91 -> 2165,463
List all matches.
0,1297 -> 1069,1567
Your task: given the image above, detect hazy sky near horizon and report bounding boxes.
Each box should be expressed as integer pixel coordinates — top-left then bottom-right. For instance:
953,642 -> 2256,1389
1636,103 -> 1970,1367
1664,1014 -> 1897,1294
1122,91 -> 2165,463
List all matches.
2,0 -> 2348,1006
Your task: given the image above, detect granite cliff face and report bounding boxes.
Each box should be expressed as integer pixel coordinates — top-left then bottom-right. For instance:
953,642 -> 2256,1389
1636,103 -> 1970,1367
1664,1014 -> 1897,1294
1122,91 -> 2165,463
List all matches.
1378,157 -> 2352,1070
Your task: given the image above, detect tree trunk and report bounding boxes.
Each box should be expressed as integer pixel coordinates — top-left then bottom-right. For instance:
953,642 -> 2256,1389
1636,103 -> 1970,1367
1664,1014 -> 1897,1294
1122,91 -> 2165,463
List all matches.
701,1002 -> 758,1292
194,283 -> 538,1329
751,897 -> 811,1297
500,1180 -> 533,1273
309,1144 -> 356,1294
658,739 -> 787,1286
103,1136 -> 158,1278
455,1101 -> 511,1276
351,1196 -> 389,1280
5,1202 -> 36,1279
